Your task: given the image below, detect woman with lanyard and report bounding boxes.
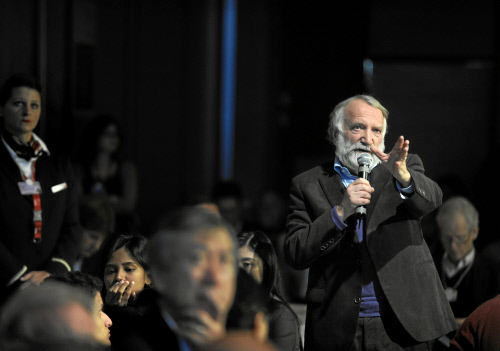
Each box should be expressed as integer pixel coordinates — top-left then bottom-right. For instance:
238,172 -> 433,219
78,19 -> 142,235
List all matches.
0,73 -> 82,301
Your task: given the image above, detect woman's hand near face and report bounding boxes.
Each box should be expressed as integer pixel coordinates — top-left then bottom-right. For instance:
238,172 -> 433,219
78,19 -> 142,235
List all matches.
105,280 -> 135,306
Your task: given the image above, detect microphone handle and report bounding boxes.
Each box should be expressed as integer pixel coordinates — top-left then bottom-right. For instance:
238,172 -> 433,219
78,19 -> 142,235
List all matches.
355,165 -> 370,216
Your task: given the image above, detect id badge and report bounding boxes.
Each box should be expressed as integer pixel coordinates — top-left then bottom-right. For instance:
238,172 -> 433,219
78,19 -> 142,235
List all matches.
444,287 -> 458,302
18,181 -> 43,195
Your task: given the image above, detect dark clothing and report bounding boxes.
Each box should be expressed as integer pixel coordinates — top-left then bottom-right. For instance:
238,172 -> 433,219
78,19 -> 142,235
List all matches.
350,316 -> 434,351
79,160 -> 136,233
105,288 -> 155,345
0,140 -> 82,296
110,301 -> 181,351
284,154 -> 456,351
268,300 -> 302,351
450,295 -> 500,351
434,252 -> 500,320
75,253 -> 101,278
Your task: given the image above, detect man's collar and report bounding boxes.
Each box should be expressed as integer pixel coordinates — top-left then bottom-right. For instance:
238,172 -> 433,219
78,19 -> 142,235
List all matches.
443,247 -> 475,278
334,157 -> 356,178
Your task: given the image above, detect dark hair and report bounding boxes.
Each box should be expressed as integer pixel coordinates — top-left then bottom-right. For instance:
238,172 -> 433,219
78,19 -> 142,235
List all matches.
237,231 -> 284,301
0,73 -> 42,106
79,197 -> 116,235
46,271 -> 103,299
226,268 -> 268,331
237,231 -> 303,348
98,234 -> 150,283
150,206 -> 239,279
78,115 -> 123,168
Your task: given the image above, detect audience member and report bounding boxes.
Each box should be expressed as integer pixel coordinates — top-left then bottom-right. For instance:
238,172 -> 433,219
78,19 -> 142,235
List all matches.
225,268 -> 270,342
98,234 -> 154,344
46,271 -> 113,346
112,206 -> 238,351
252,188 -> 308,302
285,95 -> 456,350
75,115 -> 138,234
0,73 -> 82,301
450,295 -> 500,351
238,231 -> 303,351
74,196 -> 115,275
0,281 -> 107,350
434,196 -> 500,346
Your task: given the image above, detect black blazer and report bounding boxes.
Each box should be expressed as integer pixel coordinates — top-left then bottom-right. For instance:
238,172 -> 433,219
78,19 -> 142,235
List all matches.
0,142 -> 82,289
111,303 -> 181,351
285,154 -> 457,351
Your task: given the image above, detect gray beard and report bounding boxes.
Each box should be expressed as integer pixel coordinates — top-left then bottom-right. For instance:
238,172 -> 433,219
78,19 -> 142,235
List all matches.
335,133 -> 385,173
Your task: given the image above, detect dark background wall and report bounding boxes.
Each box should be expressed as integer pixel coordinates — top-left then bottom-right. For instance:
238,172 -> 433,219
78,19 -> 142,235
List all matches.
1,0 -> 498,246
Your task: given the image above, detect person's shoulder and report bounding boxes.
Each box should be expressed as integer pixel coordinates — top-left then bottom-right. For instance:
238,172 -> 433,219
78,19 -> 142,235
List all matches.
406,153 -> 423,165
471,294 -> 500,315
268,299 -> 296,322
292,161 -> 335,182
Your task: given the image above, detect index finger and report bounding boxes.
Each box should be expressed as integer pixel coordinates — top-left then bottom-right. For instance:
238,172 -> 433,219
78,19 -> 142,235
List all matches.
369,144 -> 386,160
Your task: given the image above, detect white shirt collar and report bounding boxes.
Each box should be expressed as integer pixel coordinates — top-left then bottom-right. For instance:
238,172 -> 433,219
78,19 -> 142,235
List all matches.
443,247 -> 475,279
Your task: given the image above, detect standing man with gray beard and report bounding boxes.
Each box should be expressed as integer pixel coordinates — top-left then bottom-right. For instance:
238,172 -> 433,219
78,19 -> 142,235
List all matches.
284,95 -> 456,351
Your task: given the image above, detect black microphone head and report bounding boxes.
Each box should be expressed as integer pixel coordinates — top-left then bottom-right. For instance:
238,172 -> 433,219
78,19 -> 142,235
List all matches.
357,152 -> 373,166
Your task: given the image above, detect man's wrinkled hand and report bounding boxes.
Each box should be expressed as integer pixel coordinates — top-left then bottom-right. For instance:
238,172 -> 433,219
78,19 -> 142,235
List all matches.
371,135 -> 411,187
336,178 -> 374,221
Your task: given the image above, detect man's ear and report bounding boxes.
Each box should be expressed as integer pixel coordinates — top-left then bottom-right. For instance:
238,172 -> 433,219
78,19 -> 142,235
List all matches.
252,311 -> 268,343
471,226 -> 479,241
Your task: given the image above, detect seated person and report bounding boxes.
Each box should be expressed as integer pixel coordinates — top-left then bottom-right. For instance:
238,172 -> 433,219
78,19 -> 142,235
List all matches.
237,231 -> 303,351
111,207 -> 238,351
434,197 -> 500,328
98,234 -> 153,343
226,268 -> 270,343
212,268 -> 278,351
47,271 -> 113,346
74,197 -> 115,276
450,295 -> 500,351
0,281 -> 107,350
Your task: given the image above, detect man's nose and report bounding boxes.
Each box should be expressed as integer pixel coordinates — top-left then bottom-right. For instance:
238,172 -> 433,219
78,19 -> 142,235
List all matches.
202,258 -> 222,286
361,130 -> 373,146
103,312 -> 113,327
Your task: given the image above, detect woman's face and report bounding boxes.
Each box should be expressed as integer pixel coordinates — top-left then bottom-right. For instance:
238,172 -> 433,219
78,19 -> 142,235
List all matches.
103,246 -> 150,295
98,123 -> 120,153
238,245 -> 263,283
0,87 -> 41,141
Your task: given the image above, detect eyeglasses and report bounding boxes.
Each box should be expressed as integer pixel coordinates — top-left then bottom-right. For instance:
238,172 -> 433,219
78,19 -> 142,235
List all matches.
440,233 -> 471,244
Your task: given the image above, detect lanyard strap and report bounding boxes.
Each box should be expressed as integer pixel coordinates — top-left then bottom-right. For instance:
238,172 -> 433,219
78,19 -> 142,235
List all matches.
23,162 -> 42,243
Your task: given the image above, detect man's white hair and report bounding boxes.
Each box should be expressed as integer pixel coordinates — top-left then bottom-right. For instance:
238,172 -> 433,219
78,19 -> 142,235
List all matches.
436,196 -> 479,233
327,95 -> 389,146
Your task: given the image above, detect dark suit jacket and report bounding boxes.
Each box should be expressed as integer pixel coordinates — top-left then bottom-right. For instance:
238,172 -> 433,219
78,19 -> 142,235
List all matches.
111,303 -> 181,351
0,142 -> 82,290
285,154 -> 456,351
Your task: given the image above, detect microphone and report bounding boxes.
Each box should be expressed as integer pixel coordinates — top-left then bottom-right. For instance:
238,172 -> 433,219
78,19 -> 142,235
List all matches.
355,152 -> 373,216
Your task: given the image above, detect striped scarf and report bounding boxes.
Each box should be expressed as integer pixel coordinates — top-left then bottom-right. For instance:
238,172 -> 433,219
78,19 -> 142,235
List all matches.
3,134 -> 45,160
